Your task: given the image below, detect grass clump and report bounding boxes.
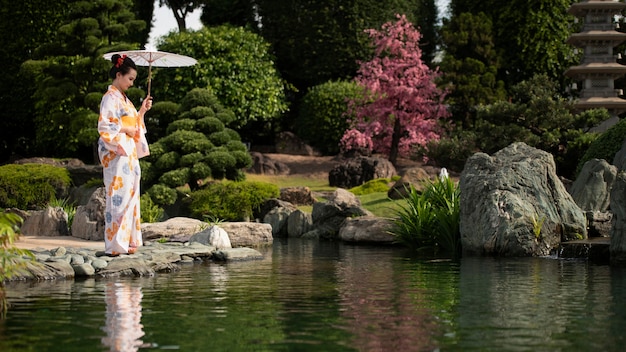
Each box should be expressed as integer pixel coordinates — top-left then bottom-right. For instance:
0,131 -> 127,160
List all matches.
389,175 -> 461,259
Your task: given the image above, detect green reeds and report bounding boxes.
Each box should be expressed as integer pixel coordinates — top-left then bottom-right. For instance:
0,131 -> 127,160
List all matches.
390,173 -> 461,259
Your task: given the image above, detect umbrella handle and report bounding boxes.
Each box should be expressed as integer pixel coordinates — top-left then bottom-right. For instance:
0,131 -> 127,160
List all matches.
147,64 -> 152,97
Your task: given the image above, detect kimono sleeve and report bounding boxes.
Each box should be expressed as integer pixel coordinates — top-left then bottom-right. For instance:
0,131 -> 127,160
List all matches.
98,94 -> 133,156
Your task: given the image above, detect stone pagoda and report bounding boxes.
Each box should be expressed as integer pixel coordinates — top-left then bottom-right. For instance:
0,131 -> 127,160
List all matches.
565,0 -> 626,124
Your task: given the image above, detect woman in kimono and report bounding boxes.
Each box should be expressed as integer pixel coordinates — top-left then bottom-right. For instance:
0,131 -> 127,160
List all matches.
98,54 -> 152,256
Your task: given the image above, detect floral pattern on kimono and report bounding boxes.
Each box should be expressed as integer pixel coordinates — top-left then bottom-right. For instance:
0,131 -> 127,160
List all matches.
97,85 -> 150,255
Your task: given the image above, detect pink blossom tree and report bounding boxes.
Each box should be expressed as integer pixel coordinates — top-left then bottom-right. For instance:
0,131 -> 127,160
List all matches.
342,14 -> 449,165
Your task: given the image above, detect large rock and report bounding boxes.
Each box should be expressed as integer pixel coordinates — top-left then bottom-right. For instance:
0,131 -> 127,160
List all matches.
275,131 -> 321,156
247,152 -> 290,175
460,142 -> 587,257
219,222 -> 273,247
71,187 -> 106,241
569,159 -> 616,212
21,207 -> 69,237
339,216 -> 396,244
610,172 -> 626,264
329,156 -> 397,188
388,167 -> 432,200
141,217 -> 205,241
280,186 -> 316,205
189,225 -> 232,249
305,188 -> 373,239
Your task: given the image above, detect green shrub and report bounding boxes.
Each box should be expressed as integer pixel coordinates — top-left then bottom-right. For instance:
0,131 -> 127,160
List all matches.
349,178 -> 393,195
206,151 -> 237,179
224,128 -> 241,141
190,162 -> 212,181
1,211 -> 35,316
179,106 -> 215,120
146,184 -> 178,206
576,117 -> 626,176
216,110 -> 236,125
180,138 -> 214,154
180,152 -> 204,167
165,118 -> 197,134
390,176 -> 461,259
160,130 -> 207,150
140,160 -> 157,186
0,164 -> 72,210
231,150 -> 253,169
147,102 -> 181,140
295,80 -> 366,155
154,151 -> 181,171
208,130 -> 232,146
415,130 -> 478,173
189,181 -> 280,221
226,140 -> 248,152
140,193 -> 164,223
159,168 -> 191,188
148,141 -> 167,160
179,88 -> 220,112
196,116 -> 224,135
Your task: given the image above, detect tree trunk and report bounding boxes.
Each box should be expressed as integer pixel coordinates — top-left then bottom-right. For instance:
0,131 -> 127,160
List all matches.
389,117 -> 401,165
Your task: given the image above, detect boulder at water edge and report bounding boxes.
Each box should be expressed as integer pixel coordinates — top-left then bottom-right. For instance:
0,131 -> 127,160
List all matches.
459,142 -> 587,257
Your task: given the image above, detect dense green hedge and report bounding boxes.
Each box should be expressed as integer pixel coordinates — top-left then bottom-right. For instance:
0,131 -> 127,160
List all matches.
295,80 -> 366,155
189,181 -> 280,221
0,164 -> 71,209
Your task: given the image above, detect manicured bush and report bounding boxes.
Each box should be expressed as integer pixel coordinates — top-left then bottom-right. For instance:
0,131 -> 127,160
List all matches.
196,116 -> 224,135
154,151 -> 181,171
208,130 -> 232,146
179,88 -> 221,112
142,88 -> 253,203
159,168 -> 191,188
295,80 -> 366,155
180,152 -> 204,167
0,164 -> 72,210
180,138 -> 214,154
189,181 -> 280,221
179,106 -> 215,120
231,150 -> 253,169
206,151 -> 237,179
165,118 -> 197,134
146,184 -> 178,206
146,101 -> 181,140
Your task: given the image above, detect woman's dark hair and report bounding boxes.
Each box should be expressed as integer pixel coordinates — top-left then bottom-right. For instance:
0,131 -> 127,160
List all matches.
108,54 -> 137,79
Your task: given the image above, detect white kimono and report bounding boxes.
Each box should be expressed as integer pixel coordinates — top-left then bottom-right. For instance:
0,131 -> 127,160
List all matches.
97,85 -> 150,255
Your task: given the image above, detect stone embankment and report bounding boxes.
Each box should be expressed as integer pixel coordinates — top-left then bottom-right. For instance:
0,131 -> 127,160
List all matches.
8,241 -> 265,282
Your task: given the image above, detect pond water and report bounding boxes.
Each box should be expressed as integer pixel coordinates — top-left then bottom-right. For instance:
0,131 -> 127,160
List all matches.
2,238 -> 626,351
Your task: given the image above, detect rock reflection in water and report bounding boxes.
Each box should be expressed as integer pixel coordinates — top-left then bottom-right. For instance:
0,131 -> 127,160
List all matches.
101,282 -> 145,351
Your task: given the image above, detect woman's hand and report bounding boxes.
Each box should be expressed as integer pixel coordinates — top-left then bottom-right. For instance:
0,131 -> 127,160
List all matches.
121,126 -> 137,138
140,95 -> 153,114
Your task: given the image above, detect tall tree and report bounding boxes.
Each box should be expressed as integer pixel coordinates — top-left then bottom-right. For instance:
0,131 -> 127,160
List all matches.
438,12 -> 506,128
153,25 -> 288,143
200,0 -> 256,28
343,15 -> 449,165
0,0 -> 69,162
254,0 -> 432,92
159,0 -> 203,32
447,0 -> 577,89
21,0 -> 148,161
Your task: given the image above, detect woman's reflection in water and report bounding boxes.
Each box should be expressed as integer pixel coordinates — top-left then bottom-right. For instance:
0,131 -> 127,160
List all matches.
101,282 -> 145,351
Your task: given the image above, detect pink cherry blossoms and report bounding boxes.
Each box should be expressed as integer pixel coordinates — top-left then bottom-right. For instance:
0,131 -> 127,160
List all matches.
342,14 -> 450,164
